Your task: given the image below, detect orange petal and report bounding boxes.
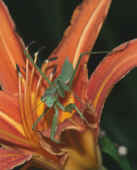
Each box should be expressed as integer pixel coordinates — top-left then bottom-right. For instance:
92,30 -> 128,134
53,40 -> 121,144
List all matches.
47,0 -> 112,106
0,91 -> 31,147
87,39 -> 137,134
61,129 -> 101,170
0,91 -> 21,123
49,0 -> 111,73
0,1 -> 25,93
73,61 -> 89,106
0,147 -> 32,170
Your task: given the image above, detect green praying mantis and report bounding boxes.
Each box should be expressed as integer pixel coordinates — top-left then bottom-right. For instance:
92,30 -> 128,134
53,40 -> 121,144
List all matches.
25,47 -> 132,170
25,49 -> 110,142
25,50 -> 89,142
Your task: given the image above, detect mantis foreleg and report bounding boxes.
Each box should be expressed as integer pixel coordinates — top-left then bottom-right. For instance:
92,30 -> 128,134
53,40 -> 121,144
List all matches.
24,50 -> 52,85
68,52 -> 90,87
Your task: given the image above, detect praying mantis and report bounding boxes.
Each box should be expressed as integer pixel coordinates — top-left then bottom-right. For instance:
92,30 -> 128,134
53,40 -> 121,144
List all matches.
25,50 -> 89,142
25,49 -> 110,142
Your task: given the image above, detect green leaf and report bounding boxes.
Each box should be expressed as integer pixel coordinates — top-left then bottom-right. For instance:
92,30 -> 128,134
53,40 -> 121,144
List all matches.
100,136 -> 132,170
58,58 -> 74,83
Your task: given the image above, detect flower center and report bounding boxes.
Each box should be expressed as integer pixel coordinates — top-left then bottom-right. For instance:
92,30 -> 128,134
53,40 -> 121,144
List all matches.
34,91 -> 76,129
59,92 -> 75,122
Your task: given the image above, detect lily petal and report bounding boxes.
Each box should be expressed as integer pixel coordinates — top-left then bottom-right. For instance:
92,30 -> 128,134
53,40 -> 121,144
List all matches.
0,147 -> 32,170
0,92 -> 20,123
0,91 -> 33,148
49,0 -> 111,73
87,39 -> 137,135
46,0 -> 112,106
62,129 -> 101,170
0,0 -> 25,93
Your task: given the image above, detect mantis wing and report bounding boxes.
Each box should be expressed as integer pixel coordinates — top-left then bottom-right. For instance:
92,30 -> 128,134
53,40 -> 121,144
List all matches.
58,58 -> 74,83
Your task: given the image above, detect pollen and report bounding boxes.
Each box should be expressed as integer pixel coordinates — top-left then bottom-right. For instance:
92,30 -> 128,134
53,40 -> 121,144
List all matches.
36,98 -> 45,117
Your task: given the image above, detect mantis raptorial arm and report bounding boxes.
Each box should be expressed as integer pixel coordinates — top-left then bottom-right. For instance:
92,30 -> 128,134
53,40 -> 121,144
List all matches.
24,50 -> 52,85
69,50 -> 111,87
68,52 -> 90,87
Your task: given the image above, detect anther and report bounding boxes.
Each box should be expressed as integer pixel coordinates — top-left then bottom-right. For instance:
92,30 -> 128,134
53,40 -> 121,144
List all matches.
16,64 -> 23,77
16,64 -> 20,73
49,65 -> 57,81
44,57 -> 58,64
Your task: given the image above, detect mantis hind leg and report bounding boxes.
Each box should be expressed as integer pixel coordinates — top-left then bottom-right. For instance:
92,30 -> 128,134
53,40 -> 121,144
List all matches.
65,103 -> 87,122
65,103 -> 86,120
72,104 -> 85,120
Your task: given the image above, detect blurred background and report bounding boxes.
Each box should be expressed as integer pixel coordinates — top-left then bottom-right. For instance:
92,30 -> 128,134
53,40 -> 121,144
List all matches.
3,0 -> 137,169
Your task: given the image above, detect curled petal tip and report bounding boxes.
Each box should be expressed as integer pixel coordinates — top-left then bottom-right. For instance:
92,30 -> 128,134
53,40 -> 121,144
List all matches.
88,39 -> 137,135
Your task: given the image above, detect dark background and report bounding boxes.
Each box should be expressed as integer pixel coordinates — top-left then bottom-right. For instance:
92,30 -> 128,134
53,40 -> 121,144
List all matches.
3,0 -> 137,169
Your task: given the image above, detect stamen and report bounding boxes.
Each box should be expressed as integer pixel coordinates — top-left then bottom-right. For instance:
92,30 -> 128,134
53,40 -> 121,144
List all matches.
16,64 -> 23,80
49,65 -> 57,81
23,59 -> 39,143
18,69 -> 31,141
31,52 -> 46,130
0,129 -> 31,147
0,85 -> 3,91
28,53 -> 38,124
16,64 -> 20,73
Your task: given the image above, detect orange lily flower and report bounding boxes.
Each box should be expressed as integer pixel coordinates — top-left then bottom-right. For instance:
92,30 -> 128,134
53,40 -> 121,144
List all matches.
0,0 -> 137,170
